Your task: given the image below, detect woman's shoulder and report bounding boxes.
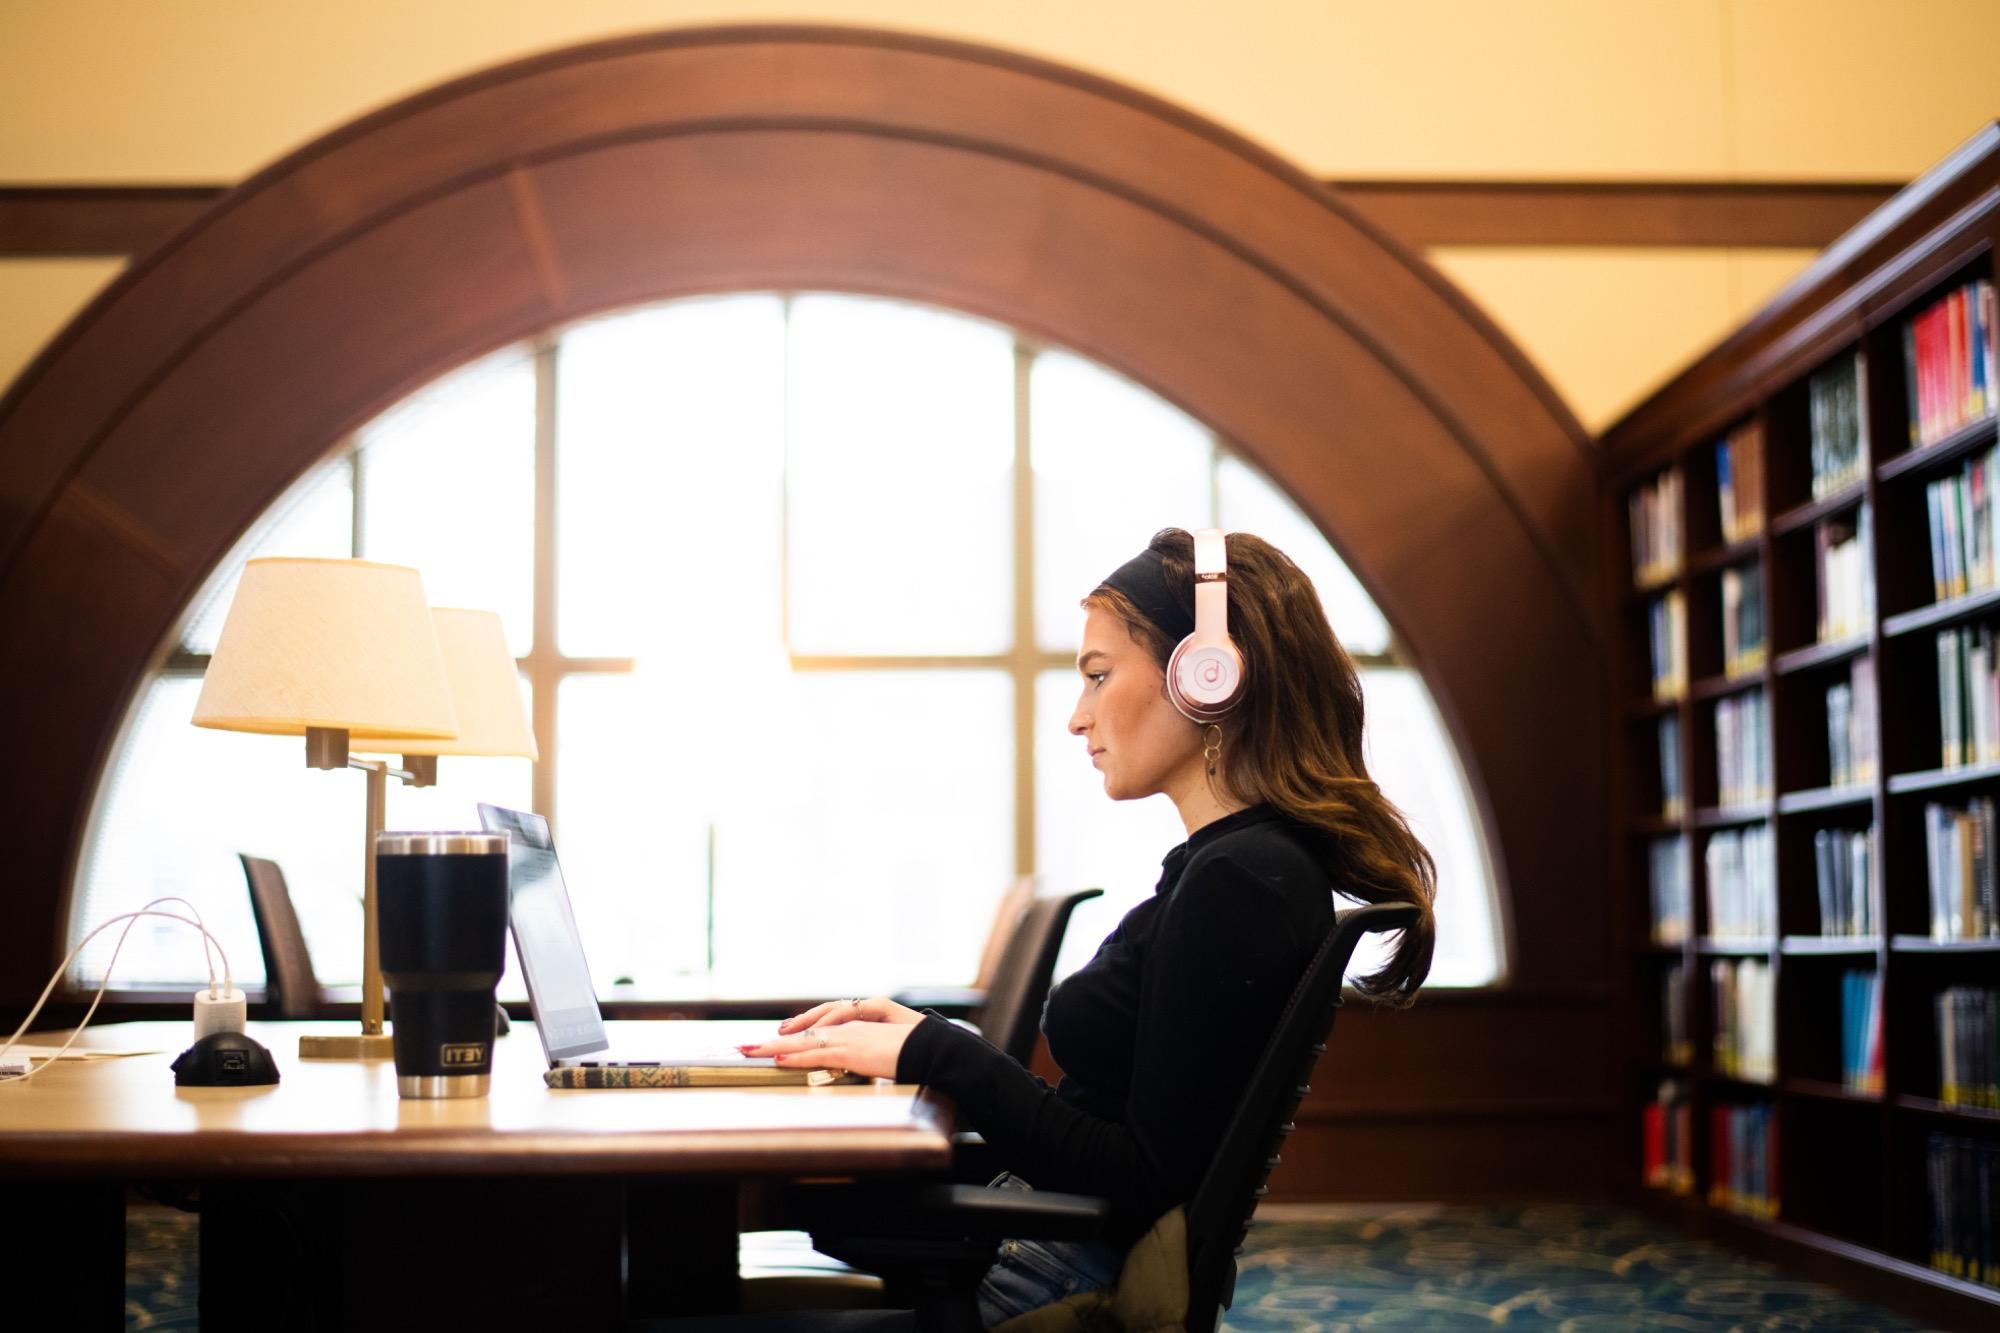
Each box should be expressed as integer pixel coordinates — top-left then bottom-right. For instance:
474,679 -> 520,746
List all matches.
1187,805 -> 1334,877
1177,807 -> 1338,908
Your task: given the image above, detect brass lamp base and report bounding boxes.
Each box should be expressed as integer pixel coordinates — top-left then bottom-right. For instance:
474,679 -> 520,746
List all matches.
298,1031 -> 397,1060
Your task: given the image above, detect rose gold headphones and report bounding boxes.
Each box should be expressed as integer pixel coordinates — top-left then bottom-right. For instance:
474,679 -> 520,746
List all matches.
1165,528 -> 1244,723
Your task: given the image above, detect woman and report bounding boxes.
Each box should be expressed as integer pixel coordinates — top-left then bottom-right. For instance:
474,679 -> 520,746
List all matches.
741,528 -> 1436,1324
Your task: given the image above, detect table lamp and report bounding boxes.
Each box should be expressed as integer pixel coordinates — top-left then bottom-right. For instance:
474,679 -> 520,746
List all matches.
353,607 -> 538,774
193,557 -> 458,1059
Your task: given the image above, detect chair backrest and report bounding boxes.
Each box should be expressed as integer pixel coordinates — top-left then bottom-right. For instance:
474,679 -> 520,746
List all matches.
971,876 -> 1039,991
1180,901 -> 1421,1330
238,854 -> 322,1019
975,887 -> 1103,1066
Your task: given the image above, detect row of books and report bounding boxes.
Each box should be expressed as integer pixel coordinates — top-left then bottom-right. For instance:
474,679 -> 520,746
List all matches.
1923,444 -> 1999,602
1720,565 -> 1765,678
1660,962 -> 1691,1066
1815,508 -> 1872,644
1839,968 -> 1884,1094
1923,797 -> 2000,941
1716,421 -> 1765,545
1657,713 -> 1683,819
1649,835 -> 1690,945
1630,468 -> 1684,587
1825,657 -> 1878,788
1812,826 -> 1875,937
1649,591 -> 1687,701
1708,1100 -> 1778,1220
1927,1133 -> 1999,1289
1810,356 -> 1867,501
1938,987 -> 1999,1110
1705,825 -> 1775,940
1937,624 -> 2000,769
1714,690 -> 1771,808
1642,1080 -> 1695,1195
1712,957 -> 1774,1084
1903,278 -> 1997,451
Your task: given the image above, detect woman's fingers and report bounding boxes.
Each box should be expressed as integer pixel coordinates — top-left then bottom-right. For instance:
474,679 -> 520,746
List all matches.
776,1001 -> 840,1034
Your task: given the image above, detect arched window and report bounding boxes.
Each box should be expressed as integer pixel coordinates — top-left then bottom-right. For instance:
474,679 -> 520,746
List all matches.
72,293 -> 1502,997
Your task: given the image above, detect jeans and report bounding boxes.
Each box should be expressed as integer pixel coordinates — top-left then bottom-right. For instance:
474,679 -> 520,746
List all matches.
973,1175 -> 1128,1329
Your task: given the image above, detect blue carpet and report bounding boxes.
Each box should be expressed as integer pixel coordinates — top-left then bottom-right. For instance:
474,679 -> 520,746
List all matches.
127,1201 -> 1944,1330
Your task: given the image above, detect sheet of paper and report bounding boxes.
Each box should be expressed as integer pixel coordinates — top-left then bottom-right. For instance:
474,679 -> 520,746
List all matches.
2,1043 -> 162,1061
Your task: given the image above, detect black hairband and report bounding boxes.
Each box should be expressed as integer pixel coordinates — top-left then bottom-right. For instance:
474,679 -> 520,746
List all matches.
1101,548 -> 1194,644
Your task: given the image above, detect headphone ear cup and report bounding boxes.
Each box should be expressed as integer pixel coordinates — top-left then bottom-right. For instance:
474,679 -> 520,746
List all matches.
1168,636 -> 1243,722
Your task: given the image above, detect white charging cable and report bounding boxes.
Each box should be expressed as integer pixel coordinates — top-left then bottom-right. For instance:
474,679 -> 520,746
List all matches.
0,901 -> 236,1085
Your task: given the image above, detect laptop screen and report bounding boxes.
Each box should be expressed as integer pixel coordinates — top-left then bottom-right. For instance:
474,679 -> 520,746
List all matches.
477,803 -> 610,1062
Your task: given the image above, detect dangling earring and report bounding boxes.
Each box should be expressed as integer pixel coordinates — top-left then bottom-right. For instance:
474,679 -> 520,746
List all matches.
1203,724 -> 1222,779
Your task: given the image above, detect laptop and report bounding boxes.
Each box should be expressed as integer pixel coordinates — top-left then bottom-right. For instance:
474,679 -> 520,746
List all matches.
477,802 -> 788,1076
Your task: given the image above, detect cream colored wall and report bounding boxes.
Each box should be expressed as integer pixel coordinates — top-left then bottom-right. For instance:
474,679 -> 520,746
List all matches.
3,0 -> 1995,428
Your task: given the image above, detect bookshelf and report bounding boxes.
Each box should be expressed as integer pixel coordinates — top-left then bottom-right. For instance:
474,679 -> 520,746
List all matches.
1606,124 -> 2000,1325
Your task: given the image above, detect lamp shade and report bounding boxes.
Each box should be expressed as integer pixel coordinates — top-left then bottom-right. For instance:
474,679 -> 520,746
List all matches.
355,608 -> 537,759
192,557 -> 458,740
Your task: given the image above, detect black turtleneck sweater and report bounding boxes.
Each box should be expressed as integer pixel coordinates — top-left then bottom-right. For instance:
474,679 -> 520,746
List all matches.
894,803 -> 1337,1242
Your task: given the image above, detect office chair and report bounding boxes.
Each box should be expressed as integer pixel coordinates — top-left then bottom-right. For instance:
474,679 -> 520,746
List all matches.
893,884 -> 1103,1063
238,854 -> 324,1019
768,901 -> 1424,1332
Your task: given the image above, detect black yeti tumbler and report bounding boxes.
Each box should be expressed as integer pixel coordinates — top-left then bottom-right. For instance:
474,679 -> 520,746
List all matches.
376,832 -> 510,1099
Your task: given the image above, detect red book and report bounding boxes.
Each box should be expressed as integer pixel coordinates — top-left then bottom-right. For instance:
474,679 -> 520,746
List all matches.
1710,1104 -> 1732,1208
1921,305 -> 1944,445
1644,1102 -> 1666,1186
1950,289 -> 1969,433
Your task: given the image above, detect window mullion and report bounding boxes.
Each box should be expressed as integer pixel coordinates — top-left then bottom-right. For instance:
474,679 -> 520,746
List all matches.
1012,340 -> 1037,880
531,334 -> 560,830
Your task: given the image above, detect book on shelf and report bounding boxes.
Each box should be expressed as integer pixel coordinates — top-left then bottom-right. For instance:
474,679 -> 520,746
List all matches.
1922,796 -> 2000,941
1659,712 -> 1684,819
1708,1099 -> 1779,1220
1650,591 -> 1687,701
1630,467 -> 1683,586
1711,956 -> 1775,1083
1935,624 -> 2000,768
1826,656 -> 1878,786
1904,278 -> 1998,450
1705,825 -> 1775,939
1649,835 -> 1689,945
1643,1078 -> 1696,1195
1717,420 -> 1764,545
1936,986 -> 1998,1109
1924,442 -> 2000,602
1815,506 -> 1873,643
1721,565 -> 1765,678
1840,968 -> 1884,1094
1810,354 -> 1867,500
1662,962 -> 1691,1066
1812,825 -> 1875,937
1927,1132 -> 1999,1288
1713,689 -> 1771,807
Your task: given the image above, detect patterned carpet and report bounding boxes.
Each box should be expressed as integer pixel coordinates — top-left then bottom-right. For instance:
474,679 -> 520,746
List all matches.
127,1200 -> 1941,1330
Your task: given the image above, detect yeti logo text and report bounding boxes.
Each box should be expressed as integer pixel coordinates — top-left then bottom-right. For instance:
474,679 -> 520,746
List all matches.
440,1044 -> 486,1067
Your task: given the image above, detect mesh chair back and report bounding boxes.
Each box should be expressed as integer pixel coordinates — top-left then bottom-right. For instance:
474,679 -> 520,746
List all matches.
1180,901 -> 1421,1329
239,854 -> 322,1019
975,887 -> 1103,1066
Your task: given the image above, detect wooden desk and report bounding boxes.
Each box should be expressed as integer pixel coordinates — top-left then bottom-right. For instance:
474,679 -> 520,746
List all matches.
0,1019 -> 951,1331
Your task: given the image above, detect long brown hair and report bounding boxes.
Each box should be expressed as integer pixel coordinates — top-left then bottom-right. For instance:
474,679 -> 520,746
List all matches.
1085,528 -> 1436,1005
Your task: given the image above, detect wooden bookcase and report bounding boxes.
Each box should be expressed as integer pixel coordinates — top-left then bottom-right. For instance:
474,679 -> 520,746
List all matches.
1604,123 -> 2000,1328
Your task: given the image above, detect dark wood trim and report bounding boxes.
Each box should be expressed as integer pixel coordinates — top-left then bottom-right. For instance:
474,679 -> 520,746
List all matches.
0,187 -> 222,256
1331,179 -> 1899,249
0,178 -> 1904,260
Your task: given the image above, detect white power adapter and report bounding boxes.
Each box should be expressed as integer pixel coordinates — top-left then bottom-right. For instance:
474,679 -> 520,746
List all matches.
193,987 -> 248,1041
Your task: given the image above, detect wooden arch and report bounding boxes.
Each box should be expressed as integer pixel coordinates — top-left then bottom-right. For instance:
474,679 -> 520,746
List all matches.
0,26 -> 1603,1002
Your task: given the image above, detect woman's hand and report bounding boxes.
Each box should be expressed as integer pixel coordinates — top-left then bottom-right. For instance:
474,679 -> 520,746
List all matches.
776,996 -> 924,1033
736,996 -> 928,1081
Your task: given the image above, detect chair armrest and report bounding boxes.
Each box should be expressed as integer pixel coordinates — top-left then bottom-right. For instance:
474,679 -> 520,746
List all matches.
890,985 -> 986,1017
786,1181 -> 1109,1246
